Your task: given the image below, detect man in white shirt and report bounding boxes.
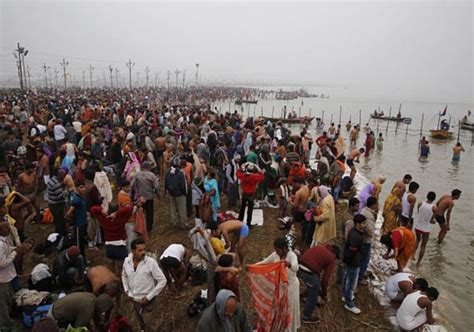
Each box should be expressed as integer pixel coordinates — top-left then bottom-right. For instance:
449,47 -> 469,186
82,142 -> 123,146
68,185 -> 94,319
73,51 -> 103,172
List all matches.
159,243 -> 191,292
122,238 -> 167,332
53,119 -> 67,145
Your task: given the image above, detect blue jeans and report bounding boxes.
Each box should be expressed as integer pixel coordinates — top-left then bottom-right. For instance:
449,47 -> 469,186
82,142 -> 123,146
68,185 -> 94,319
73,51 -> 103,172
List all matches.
343,265 -> 360,308
358,243 -> 371,280
297,270 -> 321,319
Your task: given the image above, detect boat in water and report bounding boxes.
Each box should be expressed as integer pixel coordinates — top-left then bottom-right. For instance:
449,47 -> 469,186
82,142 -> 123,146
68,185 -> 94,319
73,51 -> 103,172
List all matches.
235,99 -> 258,105
262,116 -> 314,124
370,114 -> 406,122
429,129 -> 454,139
460,118 -> 474,131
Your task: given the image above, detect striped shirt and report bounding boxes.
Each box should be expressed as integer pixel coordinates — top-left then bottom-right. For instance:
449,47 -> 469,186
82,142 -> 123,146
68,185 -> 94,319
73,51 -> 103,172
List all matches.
47,176 -> 66,204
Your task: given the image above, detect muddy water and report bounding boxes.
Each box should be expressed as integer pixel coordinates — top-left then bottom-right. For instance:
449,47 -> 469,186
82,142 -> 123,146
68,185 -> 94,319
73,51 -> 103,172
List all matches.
215,95 -> 474,330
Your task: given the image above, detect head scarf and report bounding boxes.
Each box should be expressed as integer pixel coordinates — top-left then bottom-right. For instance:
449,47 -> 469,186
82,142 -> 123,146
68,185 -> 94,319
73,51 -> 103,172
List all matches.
319,185 -> 330,199
215,289 -> 237,332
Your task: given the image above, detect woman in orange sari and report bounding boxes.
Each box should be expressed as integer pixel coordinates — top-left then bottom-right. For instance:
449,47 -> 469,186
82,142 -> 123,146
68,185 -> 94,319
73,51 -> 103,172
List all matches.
380,226 -> 416,272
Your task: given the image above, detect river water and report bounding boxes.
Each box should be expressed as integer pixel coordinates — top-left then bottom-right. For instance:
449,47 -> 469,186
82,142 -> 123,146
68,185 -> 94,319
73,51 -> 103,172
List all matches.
215,91 -> 473,331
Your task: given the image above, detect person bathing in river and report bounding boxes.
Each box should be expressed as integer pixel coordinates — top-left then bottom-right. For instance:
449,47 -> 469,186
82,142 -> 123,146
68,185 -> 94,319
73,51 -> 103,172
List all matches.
452,142 -> 464,162
435,189 -> 461,244
413,192 -> 437,266
346,147 -> 364,180
400,182 -> 419,229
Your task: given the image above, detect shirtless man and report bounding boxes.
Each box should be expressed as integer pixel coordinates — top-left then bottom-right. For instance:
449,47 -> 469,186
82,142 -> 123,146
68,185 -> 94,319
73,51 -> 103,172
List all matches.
435,189 -> 461,244
349,126 -> 359,145
393,174 -> 412,195
36,147 -> 50,186
290,176 -> 310,245
218,219 -> 249,267
16,163 -> 38,219
452,142 -> 465,162
347,147 -> 365,180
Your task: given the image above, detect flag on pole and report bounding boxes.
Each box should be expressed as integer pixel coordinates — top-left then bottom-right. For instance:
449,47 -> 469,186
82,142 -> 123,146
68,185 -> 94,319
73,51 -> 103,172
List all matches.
440,106 -> 447,116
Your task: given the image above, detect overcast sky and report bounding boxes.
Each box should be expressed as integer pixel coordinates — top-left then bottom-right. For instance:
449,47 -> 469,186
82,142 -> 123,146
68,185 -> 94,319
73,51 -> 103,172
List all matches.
1,1 -> 472,103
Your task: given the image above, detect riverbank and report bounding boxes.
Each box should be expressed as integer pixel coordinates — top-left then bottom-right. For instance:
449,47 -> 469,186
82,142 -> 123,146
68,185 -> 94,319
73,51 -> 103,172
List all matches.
18,192 -> 393,331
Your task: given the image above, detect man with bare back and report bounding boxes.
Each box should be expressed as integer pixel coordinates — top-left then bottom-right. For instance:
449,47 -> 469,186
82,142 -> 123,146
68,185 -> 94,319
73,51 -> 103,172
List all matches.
290,176 -> 310,245
435,189 -> 461,244
218,219 -> 249,267
393,174 -> 412,195
347,147 -> 365,180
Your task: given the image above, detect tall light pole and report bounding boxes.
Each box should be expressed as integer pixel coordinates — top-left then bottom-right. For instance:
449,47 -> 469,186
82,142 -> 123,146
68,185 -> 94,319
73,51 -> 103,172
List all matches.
126,59 -> 134,89
88,65 -> 94,88
109,65 -> 114,88
167,70 -> 171,89
14,43 -> 28,90
82,70 -> 86,89
174,69 -> 180,88
182,69 -> 186,88
27,65 -> 31,89
60,58 -> 69,89
115,68 -> 119,88
195,63 -> 199,87
54,68 -> 59,88
42,63 -> 50,88
145,66 -> 150,88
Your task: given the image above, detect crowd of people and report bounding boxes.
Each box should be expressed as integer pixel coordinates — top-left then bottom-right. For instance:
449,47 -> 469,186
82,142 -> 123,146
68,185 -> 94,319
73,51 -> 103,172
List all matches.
0,87 -> 461,331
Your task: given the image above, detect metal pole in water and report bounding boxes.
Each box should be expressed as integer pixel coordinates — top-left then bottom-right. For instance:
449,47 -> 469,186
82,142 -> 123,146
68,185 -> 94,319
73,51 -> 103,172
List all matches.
405,122 -> 409,136
358,109 -> 362,126
339,105 -> 342,125
271,106 -> 274,118
457,120 -> 461,143
386,107 -> 391,132
420,113 -> 424,137
322,110 -> 325,123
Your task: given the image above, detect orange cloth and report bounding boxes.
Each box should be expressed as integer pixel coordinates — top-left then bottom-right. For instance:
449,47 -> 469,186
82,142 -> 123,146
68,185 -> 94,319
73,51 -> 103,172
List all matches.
392,227 -> 416,269
247,262 -> 290,332
134,207 -> 148,241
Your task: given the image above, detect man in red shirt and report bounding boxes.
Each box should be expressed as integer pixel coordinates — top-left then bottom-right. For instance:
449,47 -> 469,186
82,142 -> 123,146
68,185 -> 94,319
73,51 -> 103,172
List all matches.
90,204 -> 134,275
236,162 -> 264,227
297,244 -> 339,324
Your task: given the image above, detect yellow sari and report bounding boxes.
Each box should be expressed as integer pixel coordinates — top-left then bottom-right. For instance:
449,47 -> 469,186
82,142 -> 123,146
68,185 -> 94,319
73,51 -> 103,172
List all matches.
381,187 -> 401,234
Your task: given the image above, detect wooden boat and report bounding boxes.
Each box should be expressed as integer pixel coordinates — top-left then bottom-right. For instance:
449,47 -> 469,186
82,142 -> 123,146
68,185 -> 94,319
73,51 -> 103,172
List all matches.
371,114 -> 406,122
262,116 -> 314,124
460,119 -> 474,131
429,129 -> 454,139
235,99 -> 257,105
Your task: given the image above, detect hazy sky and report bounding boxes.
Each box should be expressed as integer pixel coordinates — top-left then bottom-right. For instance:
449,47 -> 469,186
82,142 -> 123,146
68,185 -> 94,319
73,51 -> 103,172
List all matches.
1,1 -> 472,103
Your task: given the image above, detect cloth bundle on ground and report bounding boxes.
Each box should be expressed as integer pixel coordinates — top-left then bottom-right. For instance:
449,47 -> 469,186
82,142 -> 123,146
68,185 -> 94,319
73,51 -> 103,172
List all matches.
34,233 -> 75,256
247,262 -> 291,332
